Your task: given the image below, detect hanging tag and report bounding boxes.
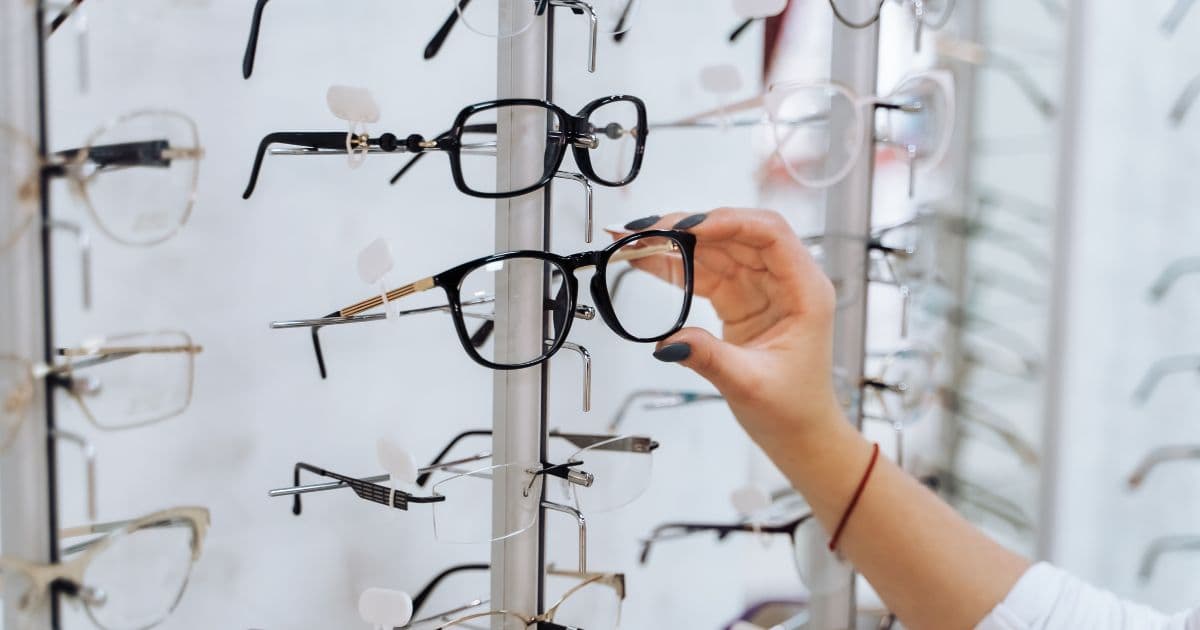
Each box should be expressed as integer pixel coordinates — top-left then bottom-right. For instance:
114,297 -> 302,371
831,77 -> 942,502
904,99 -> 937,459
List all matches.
358,588 -> 413,630
358,238 -> 397,321
732,0 -> 787,19
327,85 -> 381,169
699,64 -> 744,130
377,436 -> 419,509
731,484 -> 772,547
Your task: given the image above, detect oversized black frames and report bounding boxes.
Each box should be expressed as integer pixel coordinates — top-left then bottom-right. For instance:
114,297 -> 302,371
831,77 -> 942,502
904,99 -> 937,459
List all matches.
242,95 -> 647,202
269,229 -> 695,375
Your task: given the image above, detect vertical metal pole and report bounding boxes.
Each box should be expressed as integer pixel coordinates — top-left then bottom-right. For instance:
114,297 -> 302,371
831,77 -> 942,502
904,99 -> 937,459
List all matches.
817,2 -> 880,628
1037,0 -> 1083,563
1,1 -> 57,628
491,2 -> 550,627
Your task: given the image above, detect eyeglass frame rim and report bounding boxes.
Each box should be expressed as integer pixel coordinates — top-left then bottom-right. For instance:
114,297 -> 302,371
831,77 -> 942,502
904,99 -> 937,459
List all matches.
0,506 -> 209,626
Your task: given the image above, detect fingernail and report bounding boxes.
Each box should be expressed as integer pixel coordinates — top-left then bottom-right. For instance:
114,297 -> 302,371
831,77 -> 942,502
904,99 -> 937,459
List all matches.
624,215 -> 661,230
672,213 -> 707,230
653,343 -> 691,363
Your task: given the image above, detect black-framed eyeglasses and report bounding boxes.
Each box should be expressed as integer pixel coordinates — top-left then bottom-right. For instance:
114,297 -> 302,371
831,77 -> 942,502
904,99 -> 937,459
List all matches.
242,94 -> 647,203
639,512 -> 814,565
270,230 -> 695,374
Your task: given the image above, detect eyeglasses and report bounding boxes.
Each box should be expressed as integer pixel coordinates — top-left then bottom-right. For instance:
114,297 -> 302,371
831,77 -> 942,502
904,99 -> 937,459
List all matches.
272,453 -> 591,545
1126,445 -> 1200,490
608,388 -> 724,432
1132,355 -> 1200,406
935,37 -> 1058,120
829,0 -> 957,52
1138,535 -> 1200,583
639,493 -> 851,592
418,429 -> 658,514
938,389 -> 1041,466
860,346 -> 939,467
0,506 -> 209,630
2,111 -> 203,249
1161,0 -> 1196,36
1,331 -> 203,452
656,70 -> 955,196
401,565 -> 626,629
241,0 -> 638,79
243,94 -> 646,204
404,562 -> 626,630
270,230 -> 694,373
920,469 -> 1032,533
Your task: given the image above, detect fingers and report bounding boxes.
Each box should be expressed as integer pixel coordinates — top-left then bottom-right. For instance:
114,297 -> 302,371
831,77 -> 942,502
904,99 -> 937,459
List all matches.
652,327 -> 757,401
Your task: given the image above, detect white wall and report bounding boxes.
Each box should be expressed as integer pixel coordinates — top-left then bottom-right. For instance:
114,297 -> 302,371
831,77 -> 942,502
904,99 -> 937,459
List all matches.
37,1 -> 815,628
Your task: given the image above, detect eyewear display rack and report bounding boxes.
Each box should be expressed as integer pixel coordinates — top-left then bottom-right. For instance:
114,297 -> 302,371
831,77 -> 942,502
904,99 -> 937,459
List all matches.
490,1 -> 555,625
817,1 -> 881,627
2,1 -> 59,629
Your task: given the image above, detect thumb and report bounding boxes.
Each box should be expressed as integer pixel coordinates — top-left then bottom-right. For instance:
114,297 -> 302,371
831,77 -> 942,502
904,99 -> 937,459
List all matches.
652,327 -> 754,399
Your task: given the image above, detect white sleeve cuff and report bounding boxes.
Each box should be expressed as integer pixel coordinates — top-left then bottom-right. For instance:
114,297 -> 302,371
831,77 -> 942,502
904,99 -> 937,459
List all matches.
975,562 -> 1199,630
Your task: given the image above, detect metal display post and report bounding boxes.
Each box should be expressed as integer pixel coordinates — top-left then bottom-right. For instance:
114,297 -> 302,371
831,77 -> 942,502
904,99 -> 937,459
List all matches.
814,2 -> 881,627
490,2 -> 552,627
1,1 -> 58,628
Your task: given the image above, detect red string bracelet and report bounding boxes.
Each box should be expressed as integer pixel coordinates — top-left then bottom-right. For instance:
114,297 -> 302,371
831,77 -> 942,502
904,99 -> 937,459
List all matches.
828,442 -> 880,552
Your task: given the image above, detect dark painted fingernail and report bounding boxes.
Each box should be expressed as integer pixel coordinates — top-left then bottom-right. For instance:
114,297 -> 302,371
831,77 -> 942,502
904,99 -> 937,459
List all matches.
624,215 -> 660,230
653,343 -> 691,363
672,213 -> 707,230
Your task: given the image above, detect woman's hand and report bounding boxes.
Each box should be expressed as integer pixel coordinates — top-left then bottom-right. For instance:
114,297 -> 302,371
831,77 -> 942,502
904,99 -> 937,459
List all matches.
614,208 -> 846,453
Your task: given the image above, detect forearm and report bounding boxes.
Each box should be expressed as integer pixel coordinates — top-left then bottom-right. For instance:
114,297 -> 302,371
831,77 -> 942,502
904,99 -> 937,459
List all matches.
747,406 -> 1030,630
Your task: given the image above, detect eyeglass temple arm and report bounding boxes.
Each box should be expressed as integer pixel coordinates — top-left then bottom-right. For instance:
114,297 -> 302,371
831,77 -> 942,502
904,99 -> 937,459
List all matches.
611,0 -> 636,42
242,0 -> 271,78
416,430 -> 494,487
542,500 -> 588,573
728,17 -> 755,42
1148,257 -> 1200,302
243,132 -> 351,199
46,220 -> 91,309
46,0 -> 84,35
410,563 -> 490,617
1162,0 -> 1197,35
1131,355 -> 1200,405
1127,445 -> 1200,490
1138,535 -> 1200,582
943,391 -> 1040,465
388,124 -> 494,186
608,389 -> 724,432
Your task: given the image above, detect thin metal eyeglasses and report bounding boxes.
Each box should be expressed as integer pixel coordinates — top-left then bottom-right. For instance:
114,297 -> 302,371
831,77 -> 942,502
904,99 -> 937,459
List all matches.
1,331 -> 203,452
0,506 -> 209,630
270,230 -> 695,374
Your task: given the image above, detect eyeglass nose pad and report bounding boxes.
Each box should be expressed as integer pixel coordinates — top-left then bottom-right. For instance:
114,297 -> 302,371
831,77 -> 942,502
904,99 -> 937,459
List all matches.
550,282 -> 572,338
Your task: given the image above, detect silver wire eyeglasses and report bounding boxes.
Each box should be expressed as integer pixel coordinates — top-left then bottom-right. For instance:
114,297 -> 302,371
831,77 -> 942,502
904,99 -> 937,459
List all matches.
399,564 -> 626,629
0,506 -> 209,630
1,331 -> 203,452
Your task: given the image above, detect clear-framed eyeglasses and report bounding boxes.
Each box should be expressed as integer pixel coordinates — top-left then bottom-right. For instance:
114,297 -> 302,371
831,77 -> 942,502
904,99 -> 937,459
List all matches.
0,506 -> 209,630
0,330 -> 203,453
2,111 -> 203,250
